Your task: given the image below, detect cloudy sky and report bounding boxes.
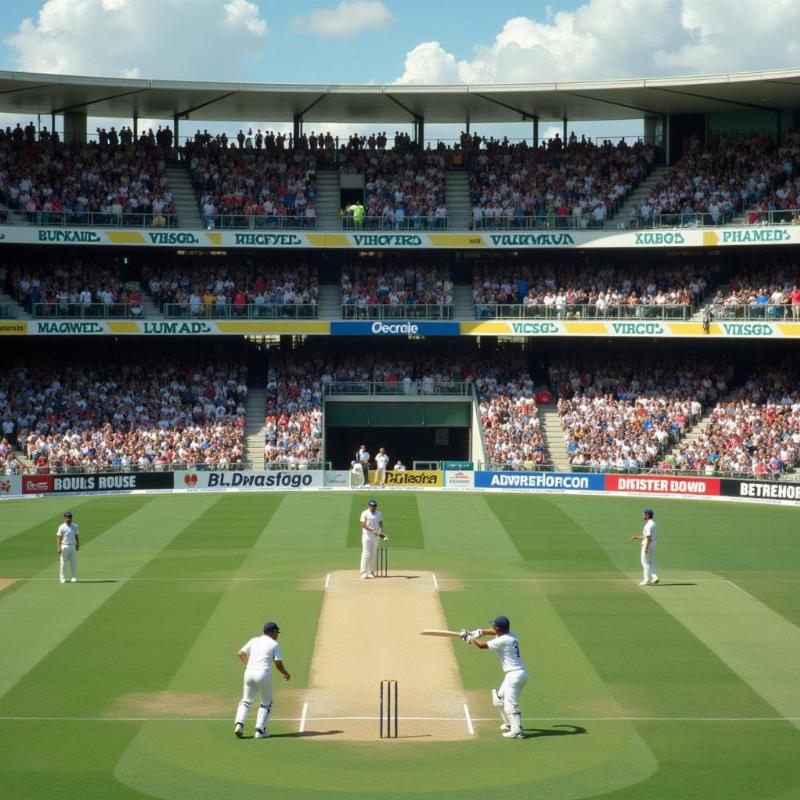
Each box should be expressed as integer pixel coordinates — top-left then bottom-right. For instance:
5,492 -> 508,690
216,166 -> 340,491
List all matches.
1,0 -> 799,139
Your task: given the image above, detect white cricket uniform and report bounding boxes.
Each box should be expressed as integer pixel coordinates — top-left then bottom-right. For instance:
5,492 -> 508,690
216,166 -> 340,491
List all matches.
235,635 -> 282,732
641,519 -> 658,583
375,453 -> 390,485
57,522 -> 79,582
357,449 -> 371,484
488,632 -> 528,735
359,508 -> 383,576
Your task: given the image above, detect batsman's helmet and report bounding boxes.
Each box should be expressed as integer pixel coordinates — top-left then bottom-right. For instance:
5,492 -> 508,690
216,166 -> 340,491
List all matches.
263,622 -> 280,634
64,511 -> 73,518
643,509 -> 654,518
368,499 -> 377,506
490,615 -> 510,632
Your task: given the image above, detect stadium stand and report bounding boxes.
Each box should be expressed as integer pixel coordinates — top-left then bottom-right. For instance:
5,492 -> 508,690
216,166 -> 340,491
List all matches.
1,354 -> 247,471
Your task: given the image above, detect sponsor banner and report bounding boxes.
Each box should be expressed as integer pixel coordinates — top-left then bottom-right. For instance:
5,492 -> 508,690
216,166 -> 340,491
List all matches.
330,320 -> 460,336
605,474 -> 720,497
324,470 -> 351,487
444,470 -> 475,489
0,475 -> 22,497
461,320 -> 800,338
26,320 -> 330,336
474,471 -> 606,491
0,321 -> 28,335
22,472 -> 173,494
380,470 -> 442,487
721,478 -> 800,503
175,470 -> 325,491
0,225 -> 795,251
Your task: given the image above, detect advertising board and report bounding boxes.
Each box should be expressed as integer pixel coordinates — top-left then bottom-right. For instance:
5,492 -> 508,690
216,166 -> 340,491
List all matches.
175,470 -> 325,491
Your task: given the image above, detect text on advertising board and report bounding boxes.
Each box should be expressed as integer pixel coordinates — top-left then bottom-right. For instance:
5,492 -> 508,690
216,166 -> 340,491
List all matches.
382,470 -> 442,486
474,471 -> 605,490
605,475 -> 720,496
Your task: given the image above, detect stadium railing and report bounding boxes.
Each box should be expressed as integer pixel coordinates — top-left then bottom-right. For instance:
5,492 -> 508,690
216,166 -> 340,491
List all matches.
3,211 -> 180,228
743,209 -> 800,225
342,215 -> 446,230
341,303 -> 453,320
0,303 -> 19,318
204,214 -> 317,230
162,302 -> 318,319
488,462 -> 556,471
323,381 -> 471,396
474,303 -> 692,320
709,304 -> 800,321
31,302 -> 145,319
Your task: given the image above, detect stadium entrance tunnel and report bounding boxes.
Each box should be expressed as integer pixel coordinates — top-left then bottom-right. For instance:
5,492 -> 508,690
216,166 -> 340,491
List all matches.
326,425 -> 468,469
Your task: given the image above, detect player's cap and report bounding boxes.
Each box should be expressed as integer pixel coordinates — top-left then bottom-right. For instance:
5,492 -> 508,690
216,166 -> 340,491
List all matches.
643,509 -> 654,518
263,622 -> 280,634
368,499 -> 377,506
64,511 -> 73,518
490,615 -> 510,631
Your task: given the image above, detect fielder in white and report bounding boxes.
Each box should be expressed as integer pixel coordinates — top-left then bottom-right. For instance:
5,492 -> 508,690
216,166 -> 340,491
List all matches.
375,447 -> 390,486
56,511 -> 79,584
359,498 -> 387,579
630,508 -> 659,586
461,615 -> 528,738
234,621 -> 291,739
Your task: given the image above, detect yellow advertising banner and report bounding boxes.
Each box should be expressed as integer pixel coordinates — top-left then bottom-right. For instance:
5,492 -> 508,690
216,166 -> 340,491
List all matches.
371,470 -> 443,486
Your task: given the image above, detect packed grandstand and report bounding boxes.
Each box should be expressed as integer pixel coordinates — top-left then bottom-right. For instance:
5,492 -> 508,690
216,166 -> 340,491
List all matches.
1,77 -> 799,484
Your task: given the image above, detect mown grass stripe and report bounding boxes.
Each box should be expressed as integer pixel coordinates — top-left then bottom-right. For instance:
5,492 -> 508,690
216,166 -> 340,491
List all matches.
345,492 -> 424,549
0,496 -> 95,545
252,492 -> 353,549
416,493 -> 521,561
0,494 -> 219,703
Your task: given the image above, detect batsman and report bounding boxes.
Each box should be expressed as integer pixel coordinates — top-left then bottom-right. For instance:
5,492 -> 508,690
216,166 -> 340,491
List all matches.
461,615 -> 528,739
359,498 -> 387,579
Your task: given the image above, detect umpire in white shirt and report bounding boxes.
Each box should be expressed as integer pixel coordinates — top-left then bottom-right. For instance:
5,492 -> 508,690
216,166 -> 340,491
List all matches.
56,511 -> 79,583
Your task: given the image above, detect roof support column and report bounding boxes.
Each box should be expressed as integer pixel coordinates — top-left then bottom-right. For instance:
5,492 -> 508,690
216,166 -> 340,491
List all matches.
532,117 -> 539,147
51,112 -> 56,140
413,116 -> 424,149
173,114 -> 180,152
293,114 -> 303,145
133,113 -> 138,139
563,118 -> 568,142
63,111 -> 87,144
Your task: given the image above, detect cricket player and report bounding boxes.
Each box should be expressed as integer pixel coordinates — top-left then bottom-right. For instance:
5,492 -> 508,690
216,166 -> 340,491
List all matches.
630,509 -> 659,586
461,615 -> 528,738
355,444 -> 371,485
375,447 -> 390,486
359,498 -> 386,579
56,511 -> 79,584
234,621 -> 291,739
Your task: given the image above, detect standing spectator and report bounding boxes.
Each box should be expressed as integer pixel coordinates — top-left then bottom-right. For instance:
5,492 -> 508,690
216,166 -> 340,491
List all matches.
356,443 -> 371,485
393,459 -> 406,471
375,447 -> 390,485
56,511 -> 79,584
234,621 -> 291,740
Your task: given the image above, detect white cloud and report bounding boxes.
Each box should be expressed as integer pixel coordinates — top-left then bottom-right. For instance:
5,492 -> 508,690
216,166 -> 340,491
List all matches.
291,1 -> 393,39
394,0 -> 800,85
6,0 -> 268,80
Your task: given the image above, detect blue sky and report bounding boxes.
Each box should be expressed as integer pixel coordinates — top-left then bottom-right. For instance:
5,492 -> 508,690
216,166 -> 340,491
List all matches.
1,1 -> 799,141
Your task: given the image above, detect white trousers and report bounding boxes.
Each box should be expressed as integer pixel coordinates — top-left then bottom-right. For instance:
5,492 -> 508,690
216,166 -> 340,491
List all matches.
360,532 -> 379,576
59,546 -> 77,581
235,669 -> 273,732
497,668 -> 528,734
641,544 -> 658,582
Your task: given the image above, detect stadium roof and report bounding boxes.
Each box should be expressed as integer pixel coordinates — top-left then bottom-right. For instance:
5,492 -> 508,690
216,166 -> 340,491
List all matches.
0,67 -> 799,124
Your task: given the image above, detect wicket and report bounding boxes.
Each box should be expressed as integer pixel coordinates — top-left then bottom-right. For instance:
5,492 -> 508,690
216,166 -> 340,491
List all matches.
377,541 -> 389,577
379,679 -> 398,738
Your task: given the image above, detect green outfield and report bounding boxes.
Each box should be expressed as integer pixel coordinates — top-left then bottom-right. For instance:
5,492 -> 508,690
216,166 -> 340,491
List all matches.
1,491 -> 798,800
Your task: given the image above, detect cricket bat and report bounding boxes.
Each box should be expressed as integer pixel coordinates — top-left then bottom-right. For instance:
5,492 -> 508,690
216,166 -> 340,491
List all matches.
420,629 -> 462,638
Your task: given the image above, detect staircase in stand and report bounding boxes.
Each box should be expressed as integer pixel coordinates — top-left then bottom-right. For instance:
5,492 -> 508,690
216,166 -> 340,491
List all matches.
315,168 -> 341,229
538,405 -> 572,472
165,163 -> 203,228
244,388 -> 268,470
665,409 -> 715,463
0,290 -> 29,319
444,168 -> 471,230
453,283 -> 473,320
317,284 -> 341,320
613,165 -> 671,227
